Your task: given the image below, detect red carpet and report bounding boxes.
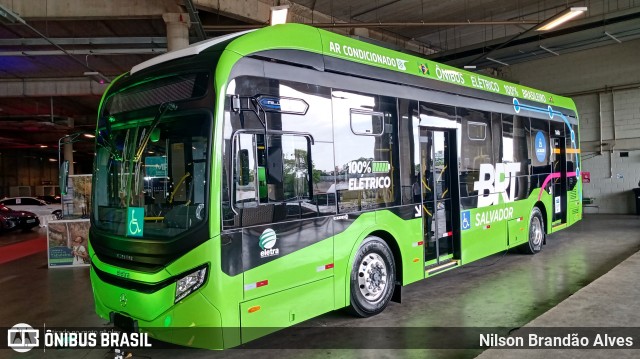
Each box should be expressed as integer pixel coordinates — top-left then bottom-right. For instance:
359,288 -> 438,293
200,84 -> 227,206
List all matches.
0,238 -> 46,265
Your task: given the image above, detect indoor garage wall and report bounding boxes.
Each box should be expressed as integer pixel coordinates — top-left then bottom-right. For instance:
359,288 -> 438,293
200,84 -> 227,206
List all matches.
500,38 -> 640,214
0,150 -> 61,198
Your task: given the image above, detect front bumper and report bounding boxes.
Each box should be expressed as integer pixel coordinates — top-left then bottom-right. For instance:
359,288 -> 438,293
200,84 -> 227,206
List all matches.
90,267 -> 225,349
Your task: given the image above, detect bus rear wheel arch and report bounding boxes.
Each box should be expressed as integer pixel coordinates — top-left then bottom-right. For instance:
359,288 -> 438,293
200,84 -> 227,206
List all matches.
347,236 -> 396,317
519,206 -> 545,254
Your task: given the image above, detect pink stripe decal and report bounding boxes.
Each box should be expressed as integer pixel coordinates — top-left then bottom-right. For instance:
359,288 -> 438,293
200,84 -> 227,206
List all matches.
537,172 -> 577,201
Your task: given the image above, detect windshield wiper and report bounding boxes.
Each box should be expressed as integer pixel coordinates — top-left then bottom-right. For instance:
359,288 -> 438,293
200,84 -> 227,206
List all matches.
97,116 -> 121,161
133,102 -> 177,162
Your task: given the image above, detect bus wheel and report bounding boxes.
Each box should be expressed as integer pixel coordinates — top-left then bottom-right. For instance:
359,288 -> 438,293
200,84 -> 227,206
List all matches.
520,207 -> 545,254
348,236 -> 396,317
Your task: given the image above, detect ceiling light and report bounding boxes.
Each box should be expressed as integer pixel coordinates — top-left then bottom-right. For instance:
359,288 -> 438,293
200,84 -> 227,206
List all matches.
84,71 -> 110,84
48,158 -> 57,162
486,57 -> 510,66
539,45 -> 560,56
464,65 -> 477,69
270,5 -> 289,26
604,31 -> 622,43
536,7 -> 587,31
83,133 -> 95,138
0,4 -> 25,24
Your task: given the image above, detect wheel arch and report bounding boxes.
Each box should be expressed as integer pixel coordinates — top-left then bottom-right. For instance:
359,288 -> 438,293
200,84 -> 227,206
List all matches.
343,228 -> 403,308
368,230 -> 403,284
533,201 -> 548,244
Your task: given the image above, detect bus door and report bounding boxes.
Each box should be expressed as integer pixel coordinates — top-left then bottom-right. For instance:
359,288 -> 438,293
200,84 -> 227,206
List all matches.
419,127 -> 460,272
551,129 -> 568,224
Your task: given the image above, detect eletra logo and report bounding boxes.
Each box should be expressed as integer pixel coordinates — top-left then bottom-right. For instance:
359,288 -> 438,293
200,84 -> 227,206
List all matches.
259,229 -> 279,258
7,323 -> 39,353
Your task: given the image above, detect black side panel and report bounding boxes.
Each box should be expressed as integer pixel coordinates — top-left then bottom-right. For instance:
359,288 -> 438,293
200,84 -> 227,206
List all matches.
220,230 -> 243,276
220,208 -> 420,276
221,213 -> 365,276
385,205 -> 419,221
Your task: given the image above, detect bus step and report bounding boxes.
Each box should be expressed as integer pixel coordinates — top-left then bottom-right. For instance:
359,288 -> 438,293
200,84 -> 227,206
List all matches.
425,260 -> 459,276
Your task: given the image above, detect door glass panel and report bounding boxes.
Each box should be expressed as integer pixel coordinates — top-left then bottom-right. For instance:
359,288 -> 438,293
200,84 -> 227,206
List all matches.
420,130 -> 436,262
434,131 -> 453,257
421,129 -> 454,264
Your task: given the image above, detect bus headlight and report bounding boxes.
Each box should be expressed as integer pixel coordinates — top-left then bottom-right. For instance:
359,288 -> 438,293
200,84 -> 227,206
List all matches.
175,266 -> 208,303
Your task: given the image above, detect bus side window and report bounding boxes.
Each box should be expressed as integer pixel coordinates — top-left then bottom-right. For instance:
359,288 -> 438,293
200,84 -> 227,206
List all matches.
233,133 -> 258,208
265,134 -> 312,206
459,108 -> 493,205
232,133 -> 315,226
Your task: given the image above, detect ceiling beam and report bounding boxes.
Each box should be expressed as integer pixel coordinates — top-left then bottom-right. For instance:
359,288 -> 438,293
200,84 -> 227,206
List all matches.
0,37 -> 167,46
202,20 -> 539,31
0,48 -> 167,56
0,78 -> 107,97
0,0 -> 181,20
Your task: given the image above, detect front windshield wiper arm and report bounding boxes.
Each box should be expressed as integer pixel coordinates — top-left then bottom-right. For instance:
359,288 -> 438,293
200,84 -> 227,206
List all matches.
134,102 -> 177,162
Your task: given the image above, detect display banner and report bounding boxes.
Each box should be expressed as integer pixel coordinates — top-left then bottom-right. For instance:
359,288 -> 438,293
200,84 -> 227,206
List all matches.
46,219 -> 91,267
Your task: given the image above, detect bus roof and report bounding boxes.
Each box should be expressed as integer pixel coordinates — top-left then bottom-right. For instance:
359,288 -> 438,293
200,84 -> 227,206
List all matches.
133,23 -> 576,111
130,30 -> 255,74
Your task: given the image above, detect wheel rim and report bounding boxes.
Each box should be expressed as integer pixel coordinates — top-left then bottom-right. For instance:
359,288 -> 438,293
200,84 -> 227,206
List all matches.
530,216 -> 543,247
357,253 -> 388,303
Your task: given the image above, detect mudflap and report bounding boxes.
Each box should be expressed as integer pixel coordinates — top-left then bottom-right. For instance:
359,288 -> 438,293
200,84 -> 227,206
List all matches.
391,283 -> 402,303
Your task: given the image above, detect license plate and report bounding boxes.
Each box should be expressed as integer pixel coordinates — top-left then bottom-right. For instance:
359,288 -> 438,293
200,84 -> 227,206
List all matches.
26,219 -> 36,223
112,313 -> 138,332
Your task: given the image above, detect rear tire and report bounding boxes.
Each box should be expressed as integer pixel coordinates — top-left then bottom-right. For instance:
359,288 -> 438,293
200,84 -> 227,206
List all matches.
519,207 -> 545,254
347,236 -> 396,317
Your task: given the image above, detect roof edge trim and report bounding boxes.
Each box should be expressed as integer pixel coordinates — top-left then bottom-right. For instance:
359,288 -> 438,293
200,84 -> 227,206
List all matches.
130,30 -> 256,75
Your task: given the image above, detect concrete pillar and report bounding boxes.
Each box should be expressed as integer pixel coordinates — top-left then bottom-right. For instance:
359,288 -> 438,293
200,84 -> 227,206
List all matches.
64,142 -> 74,175
162,13 -> 190,52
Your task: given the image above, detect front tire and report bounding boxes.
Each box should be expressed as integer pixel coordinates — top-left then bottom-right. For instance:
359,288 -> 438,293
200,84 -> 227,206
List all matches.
520,207 -> 545,254
348,236 -> 396,317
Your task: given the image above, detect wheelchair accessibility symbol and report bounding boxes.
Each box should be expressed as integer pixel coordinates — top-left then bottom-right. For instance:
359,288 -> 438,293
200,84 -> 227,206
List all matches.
461,211 -> 471,231
127,207 -> 144,237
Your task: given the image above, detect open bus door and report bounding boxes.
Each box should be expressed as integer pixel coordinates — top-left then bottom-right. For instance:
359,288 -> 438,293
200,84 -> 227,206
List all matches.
419,127 -> 461,275
550,125 -> 568,225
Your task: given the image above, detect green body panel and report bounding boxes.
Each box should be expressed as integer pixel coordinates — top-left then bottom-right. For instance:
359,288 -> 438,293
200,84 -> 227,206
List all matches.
507,218 -> 527,247
240,277 -> 334,343
89,23 -> 582,350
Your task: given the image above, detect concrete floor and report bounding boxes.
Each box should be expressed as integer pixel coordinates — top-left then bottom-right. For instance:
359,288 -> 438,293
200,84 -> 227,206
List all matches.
0,214 -> 639,358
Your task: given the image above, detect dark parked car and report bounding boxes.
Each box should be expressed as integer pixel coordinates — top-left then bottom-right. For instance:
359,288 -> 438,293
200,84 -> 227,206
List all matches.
0,204 -> 40,232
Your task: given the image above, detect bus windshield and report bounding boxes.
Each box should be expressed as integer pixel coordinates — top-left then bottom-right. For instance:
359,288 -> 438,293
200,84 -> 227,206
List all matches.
91,111 -> 211,239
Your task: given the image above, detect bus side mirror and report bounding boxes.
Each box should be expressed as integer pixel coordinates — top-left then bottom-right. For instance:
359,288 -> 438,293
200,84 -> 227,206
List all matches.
238,149 -> 250,186
59,160 -> 70,195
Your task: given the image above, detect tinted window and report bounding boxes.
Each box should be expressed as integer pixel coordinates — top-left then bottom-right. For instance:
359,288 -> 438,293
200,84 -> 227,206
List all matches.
23,198 -> 42,205
459,108 -> 492,204
398,99 -> 420,205
502,115 -> 530,201
222,76 -> 336,229
350,110 -> 384,135
332,90 -> 399,213
530,118 -> 551,170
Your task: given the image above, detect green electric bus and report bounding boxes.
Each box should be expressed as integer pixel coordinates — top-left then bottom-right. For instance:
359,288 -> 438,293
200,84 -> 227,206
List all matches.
89,23 -> 582,349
